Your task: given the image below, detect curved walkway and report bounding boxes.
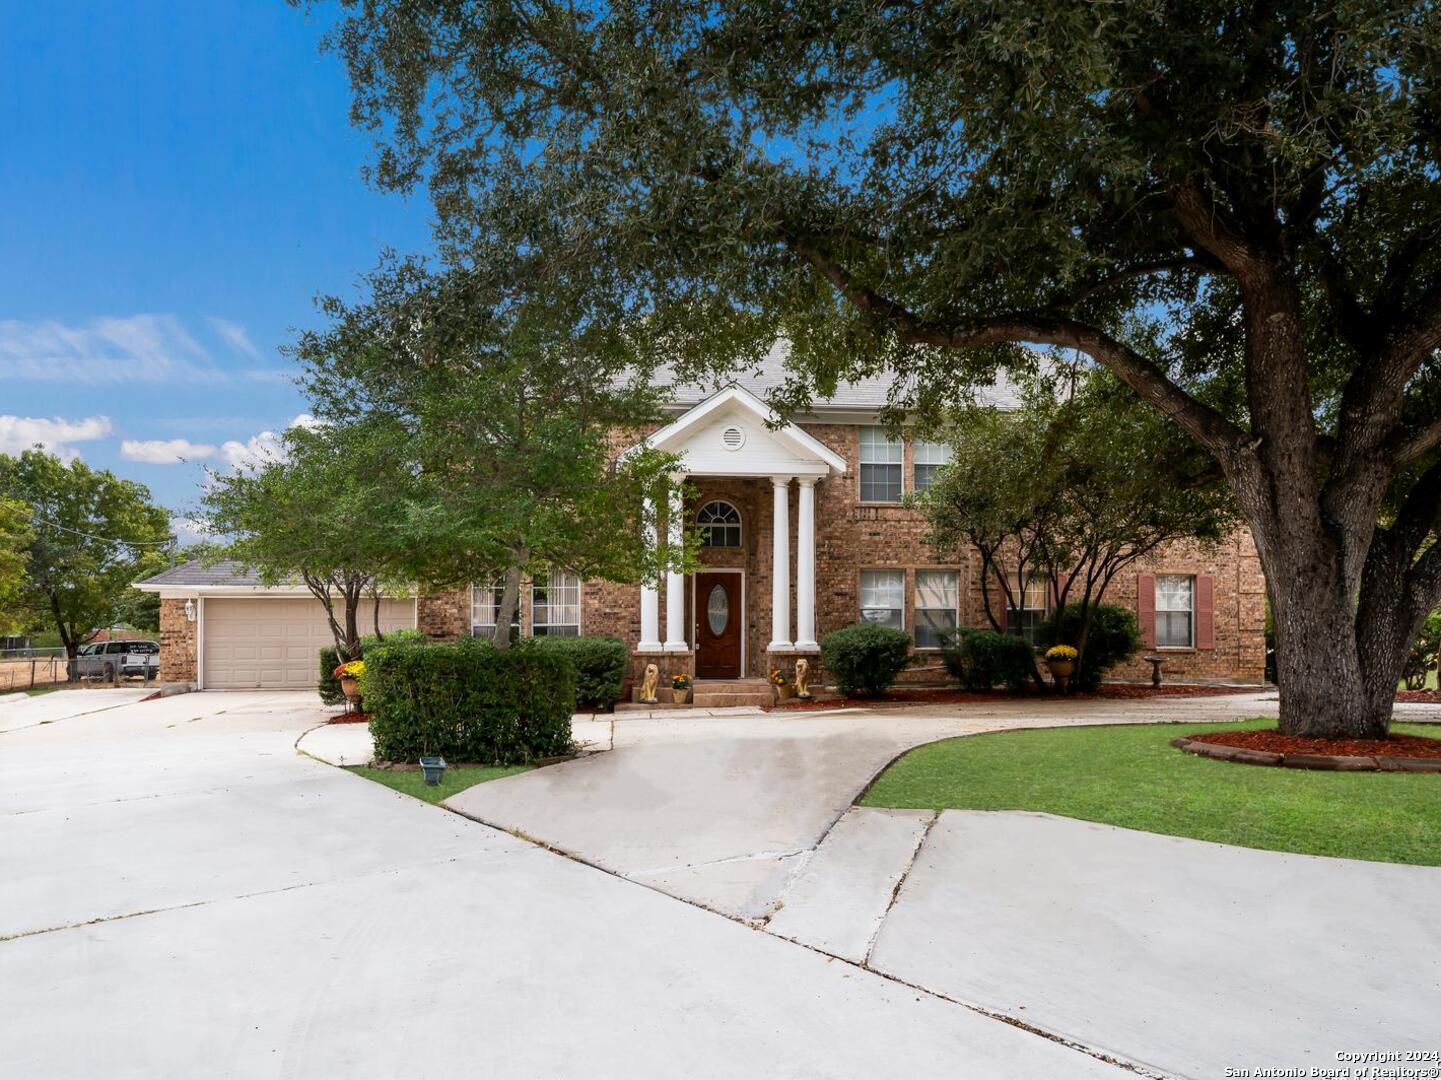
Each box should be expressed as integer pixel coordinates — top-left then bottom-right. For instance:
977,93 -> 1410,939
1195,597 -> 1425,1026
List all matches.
445,692 -> 1441,1080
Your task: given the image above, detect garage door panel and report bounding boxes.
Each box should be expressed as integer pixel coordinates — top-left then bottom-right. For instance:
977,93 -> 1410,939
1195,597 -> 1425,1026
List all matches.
202,598 -> 415,689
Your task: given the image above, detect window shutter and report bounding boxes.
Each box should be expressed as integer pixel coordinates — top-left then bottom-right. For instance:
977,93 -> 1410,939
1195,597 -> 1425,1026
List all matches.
1137,573 -> 1156,648
1196,574 -> 1216,649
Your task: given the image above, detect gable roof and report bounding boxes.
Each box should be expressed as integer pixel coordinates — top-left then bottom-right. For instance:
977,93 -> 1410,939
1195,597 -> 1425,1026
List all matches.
637,384 -> 848,476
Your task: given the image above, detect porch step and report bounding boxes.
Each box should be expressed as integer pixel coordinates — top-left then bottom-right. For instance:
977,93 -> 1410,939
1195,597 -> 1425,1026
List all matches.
693,691 -> 772,708
693,678 -> 769,693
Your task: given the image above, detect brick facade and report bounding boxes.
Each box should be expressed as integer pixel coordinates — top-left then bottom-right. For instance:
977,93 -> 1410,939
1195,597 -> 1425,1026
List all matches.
158,598 -> 197,686
418,420 -> 1267,687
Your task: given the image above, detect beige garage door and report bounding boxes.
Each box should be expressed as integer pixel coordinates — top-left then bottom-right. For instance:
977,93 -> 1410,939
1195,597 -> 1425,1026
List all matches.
202,597 -> 416,689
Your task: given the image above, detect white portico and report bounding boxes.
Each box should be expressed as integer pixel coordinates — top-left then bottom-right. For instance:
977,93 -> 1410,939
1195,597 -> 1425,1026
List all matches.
630,386 -> 847,666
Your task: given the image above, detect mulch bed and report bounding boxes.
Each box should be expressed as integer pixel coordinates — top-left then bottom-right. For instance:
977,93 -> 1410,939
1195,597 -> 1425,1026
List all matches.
771,682 -> 1259,711
326,712 -> 371,725
1397,689 -> 1441,704
1175,728 -> 1441,772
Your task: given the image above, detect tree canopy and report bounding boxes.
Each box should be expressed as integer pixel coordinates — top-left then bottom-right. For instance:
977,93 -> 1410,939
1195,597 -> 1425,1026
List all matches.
305,0 -> 1441,735
0,450 -> 172,656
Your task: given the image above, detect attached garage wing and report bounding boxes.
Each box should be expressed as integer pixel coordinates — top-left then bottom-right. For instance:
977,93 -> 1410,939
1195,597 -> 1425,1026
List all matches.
201,597 -> 416,690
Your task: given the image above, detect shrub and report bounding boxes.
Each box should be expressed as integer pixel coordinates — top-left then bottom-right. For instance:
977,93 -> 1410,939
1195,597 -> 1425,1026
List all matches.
942,628 -> 1035,692
1037,603 -> 1142,691
318,627 -> 431,705
1401,611 -> 1441,690
526,635 -> 627,709
820,623 -> 912,697
363,637 -> 575,764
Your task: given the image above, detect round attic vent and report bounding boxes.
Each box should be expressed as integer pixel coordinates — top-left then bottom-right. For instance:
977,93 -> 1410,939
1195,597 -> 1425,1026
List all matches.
721,425 -> 746,450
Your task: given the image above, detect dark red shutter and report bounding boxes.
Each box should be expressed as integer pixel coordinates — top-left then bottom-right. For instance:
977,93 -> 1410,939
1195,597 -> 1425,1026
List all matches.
1196,574 -> 1216,649
1137,573 -> 1156,648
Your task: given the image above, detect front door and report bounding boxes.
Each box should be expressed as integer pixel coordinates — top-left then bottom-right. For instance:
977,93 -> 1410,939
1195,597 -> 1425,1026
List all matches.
695,572 -> 742,678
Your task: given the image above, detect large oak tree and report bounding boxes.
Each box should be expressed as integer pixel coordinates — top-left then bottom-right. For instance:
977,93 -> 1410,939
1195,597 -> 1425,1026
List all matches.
305,0 -> 1441,736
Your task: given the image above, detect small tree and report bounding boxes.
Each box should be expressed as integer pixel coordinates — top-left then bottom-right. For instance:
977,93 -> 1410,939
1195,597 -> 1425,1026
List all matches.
201,418 -> 416,660
0,498 -> 32,636
0,450 -> 171,665
292,260 -> 690,646
920,369 -> 1233,687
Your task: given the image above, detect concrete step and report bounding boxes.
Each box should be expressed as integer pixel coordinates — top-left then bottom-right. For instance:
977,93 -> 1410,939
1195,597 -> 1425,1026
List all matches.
693,679 -> 770,693
693,691 -> 772,708
764,807 -> 937,963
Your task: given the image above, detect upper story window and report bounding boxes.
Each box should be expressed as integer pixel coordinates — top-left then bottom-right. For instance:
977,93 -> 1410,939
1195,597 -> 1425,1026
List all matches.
912,440 -> 954,492
859,427 -> 904,503
914,570 -> 959,649
696,501 -> 742,548
860,569 -> 905,630
1007,574 -> 1049,644
1155,574 -> 1195,648
532,570 -> 581,637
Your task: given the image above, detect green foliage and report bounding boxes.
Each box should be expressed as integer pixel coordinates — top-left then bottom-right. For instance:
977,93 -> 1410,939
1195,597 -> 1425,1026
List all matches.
348,763 -> 535,804
942,628 -> 1036,693
526,635 -> 627,710
363,637 -> 575,764
0,450 -> 171,654
1038,604 -> 1143,692
320,628 -> 427,705
202,419 -> 417,657
820,623 -> 912,697
290,259 -> 694,635
1401,612 -> 1441,691
0,497 -> 33,636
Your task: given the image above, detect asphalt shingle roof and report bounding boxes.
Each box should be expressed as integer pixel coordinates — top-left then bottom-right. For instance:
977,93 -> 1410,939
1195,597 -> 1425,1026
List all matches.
136,560 -> 275,589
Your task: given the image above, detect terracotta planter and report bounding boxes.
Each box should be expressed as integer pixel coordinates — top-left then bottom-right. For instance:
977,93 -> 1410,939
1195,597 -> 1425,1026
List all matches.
774,683 -> 794,702
672,688 -> 692,705
1045,659 -> 1075,680
339,675 -> 361,710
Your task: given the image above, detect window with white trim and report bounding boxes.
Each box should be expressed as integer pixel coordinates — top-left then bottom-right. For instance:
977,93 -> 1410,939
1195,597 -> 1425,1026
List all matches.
860,570 -> 905,630
471,581 -> 519,638
1155,574 -> 1194,648
914,570 -> 959,648
1006,574 -> 1049,644
696,501 -> 742,548
532,570 -> 581,637
859,427 -> 903,502
913,440 -> 954,492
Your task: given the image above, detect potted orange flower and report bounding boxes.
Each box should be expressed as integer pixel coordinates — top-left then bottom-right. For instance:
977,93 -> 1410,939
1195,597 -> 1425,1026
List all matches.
672,673 -> 692,705
333,659 -> 364,712
769,668 -> 793,702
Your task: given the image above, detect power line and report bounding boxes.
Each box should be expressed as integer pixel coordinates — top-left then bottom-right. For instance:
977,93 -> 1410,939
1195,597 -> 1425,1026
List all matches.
13,506 -> 177,548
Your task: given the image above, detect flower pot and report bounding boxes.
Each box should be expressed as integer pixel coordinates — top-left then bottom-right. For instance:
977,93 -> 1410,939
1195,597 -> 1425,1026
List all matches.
672,688 -> 692,704
339,675 -> 361,712
774,684 -> 794,702
418,755 -> 447,786
1046,659 -> 1075,679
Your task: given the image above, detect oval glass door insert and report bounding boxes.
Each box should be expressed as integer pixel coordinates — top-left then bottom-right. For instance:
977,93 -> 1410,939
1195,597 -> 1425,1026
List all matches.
706,584 -> 729,635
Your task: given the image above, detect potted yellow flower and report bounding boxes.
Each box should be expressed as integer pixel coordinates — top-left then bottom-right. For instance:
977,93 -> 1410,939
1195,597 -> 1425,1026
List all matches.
672,673 -> 692,705
769,668 -> 793,702
1043,645 -> 1078,687
333,659 -> 365,712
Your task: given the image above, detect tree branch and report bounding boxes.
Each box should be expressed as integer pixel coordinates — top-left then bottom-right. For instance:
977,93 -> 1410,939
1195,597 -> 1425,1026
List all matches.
789,239 -> 1250,461
1054,257 -> 1216,309
1396,417 -> 1441,468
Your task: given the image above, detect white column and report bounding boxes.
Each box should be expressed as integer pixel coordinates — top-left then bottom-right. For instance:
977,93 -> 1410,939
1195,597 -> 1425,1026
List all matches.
769,476 -> 793,651
795,477 -> 818,650
638,493 -> 662,651
664,480 -> 687,650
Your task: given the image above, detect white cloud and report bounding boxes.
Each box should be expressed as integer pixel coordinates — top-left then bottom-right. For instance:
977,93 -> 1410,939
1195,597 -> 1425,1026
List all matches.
170,515 -> 216,546
207,316 -> 261,360
120,438 -> 218,464
0,314 -> 225,383
219,414 -> 321,473
0,415 -> 112,460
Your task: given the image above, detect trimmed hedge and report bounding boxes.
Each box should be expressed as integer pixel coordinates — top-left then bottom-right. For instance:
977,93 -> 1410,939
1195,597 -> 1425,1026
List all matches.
820,623 -> 913,697
363,637 -> 575,764
527,635 -> 627,709
942,628 -> 1035,692
319,628 -> 428,705
1037,603 -> 1141,691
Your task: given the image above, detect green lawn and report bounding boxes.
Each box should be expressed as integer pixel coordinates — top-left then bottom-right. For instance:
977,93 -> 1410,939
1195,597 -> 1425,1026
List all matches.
862,719 -> 1441,866
348,763 -> 534,804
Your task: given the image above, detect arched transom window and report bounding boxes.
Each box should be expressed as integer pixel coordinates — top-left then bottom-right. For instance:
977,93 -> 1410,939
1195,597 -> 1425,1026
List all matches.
697,501 -> 742,548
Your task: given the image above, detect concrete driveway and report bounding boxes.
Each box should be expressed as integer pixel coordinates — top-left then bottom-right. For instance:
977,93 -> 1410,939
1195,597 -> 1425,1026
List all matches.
0,690 -> 1120,1079
442,693 -> 1441,1080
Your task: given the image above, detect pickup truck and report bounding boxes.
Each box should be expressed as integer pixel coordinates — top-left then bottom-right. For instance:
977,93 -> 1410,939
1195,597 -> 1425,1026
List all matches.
75,640 -> 160,681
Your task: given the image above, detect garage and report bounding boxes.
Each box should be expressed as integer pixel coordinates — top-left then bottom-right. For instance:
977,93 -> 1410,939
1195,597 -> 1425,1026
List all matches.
202,596 -> 416,690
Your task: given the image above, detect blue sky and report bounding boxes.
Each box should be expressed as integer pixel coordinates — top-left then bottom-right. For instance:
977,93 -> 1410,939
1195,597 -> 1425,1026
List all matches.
0,1 -> 432,533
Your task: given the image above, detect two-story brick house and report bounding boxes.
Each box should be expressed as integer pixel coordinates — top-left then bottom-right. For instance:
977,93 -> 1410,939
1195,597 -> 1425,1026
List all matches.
141,367 -> 1267,692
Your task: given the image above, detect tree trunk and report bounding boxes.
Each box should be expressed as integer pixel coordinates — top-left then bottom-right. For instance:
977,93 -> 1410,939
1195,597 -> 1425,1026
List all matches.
491,565 -> 523,651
